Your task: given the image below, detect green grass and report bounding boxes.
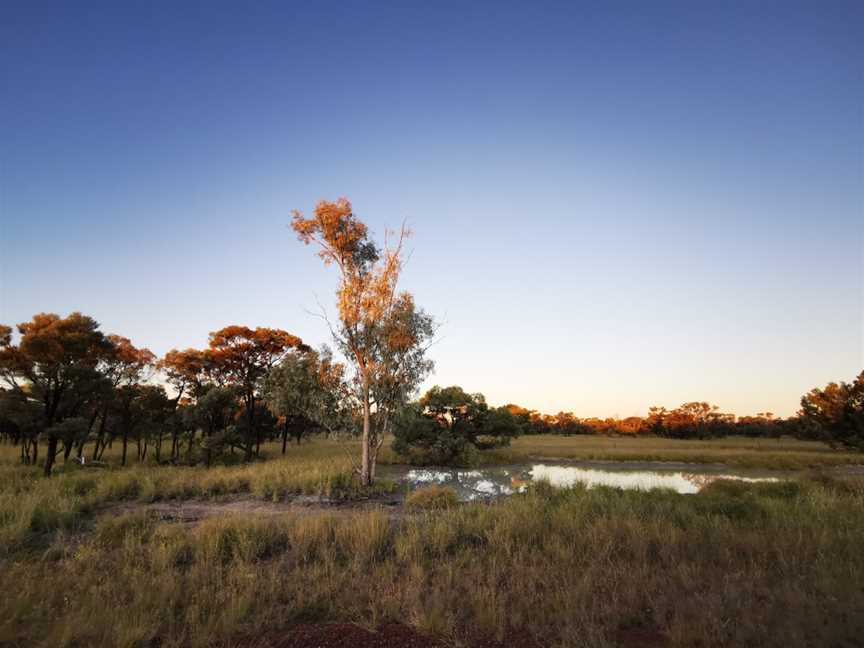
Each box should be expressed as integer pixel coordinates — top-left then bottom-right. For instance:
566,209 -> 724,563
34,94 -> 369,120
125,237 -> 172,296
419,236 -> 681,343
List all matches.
0,475 -> 862,647
456,434 -> 864,470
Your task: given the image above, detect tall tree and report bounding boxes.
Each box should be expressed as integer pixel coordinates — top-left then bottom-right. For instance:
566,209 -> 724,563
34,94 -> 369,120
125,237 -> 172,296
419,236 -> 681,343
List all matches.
292,198 -> 435,485
0,313 -> 111,475
204,326 -> 306,461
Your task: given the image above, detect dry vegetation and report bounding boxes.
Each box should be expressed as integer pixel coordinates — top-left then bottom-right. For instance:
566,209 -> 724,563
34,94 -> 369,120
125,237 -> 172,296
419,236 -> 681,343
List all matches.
473,434 -> 864,470
0,438 -> 862,647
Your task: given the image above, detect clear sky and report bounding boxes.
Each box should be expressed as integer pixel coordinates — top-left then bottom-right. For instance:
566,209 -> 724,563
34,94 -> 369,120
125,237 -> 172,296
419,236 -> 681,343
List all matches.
1,1 -> 862,418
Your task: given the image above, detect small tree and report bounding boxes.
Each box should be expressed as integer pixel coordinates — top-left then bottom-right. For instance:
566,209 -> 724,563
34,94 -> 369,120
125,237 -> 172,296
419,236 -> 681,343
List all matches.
292,198 -> 435,485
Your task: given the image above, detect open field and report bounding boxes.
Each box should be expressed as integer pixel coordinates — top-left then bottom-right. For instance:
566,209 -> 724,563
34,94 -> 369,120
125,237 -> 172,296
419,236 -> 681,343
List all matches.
0,437 -> 862,646
0,472 -> 862,647
472,434 -> 864,470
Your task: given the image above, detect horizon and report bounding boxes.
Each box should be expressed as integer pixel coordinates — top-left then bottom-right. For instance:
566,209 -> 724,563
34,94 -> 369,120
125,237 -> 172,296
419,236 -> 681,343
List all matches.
2,1 -> 862,419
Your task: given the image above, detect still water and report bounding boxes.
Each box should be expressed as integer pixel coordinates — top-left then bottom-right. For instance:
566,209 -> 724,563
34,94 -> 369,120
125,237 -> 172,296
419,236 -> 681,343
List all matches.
378,462 -> 784,501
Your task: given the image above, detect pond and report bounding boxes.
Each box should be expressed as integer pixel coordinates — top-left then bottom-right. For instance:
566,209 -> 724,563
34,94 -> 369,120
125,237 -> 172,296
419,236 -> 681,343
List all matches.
377,462 -> 786,500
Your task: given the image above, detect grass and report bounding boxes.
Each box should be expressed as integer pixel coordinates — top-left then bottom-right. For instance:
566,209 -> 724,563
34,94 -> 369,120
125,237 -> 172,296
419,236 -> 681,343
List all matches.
404,485 -> 459,510
0,436 -> 861,646
456,434 -> 864,470
0,474 -> 862,647
0,440 -> 395,555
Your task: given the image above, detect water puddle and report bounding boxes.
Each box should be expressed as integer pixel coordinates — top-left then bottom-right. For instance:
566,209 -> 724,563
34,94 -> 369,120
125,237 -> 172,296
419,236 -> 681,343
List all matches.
379,462 -> 784,500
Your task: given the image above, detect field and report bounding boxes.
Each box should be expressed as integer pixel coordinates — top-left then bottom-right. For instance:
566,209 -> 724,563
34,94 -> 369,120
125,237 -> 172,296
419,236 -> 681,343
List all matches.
474,434 -> 864,470
0,436 -> 862,647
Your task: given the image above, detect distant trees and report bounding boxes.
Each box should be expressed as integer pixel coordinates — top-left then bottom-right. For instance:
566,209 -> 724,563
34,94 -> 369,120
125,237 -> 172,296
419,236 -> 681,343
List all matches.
292,198 -> 435,485
1,302 -> 860,480
393,385 -> 521,465
799,371 -> 864,450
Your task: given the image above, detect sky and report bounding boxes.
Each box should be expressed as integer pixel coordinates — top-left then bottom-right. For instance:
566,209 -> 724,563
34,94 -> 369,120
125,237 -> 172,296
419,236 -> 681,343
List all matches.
1,1 -> 862,418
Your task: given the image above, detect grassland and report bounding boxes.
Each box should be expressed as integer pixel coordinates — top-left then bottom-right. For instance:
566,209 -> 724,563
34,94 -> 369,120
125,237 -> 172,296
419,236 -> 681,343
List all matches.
0,436 -> 862,647
468,434 -> 864,470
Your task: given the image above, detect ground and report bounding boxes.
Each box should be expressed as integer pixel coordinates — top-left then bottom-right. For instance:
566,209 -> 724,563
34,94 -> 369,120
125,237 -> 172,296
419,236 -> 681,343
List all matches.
0,436 -> 861,647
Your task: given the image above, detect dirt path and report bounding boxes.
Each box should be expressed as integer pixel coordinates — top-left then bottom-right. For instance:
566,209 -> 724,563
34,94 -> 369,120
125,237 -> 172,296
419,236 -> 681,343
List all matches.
100,493 -> 408,525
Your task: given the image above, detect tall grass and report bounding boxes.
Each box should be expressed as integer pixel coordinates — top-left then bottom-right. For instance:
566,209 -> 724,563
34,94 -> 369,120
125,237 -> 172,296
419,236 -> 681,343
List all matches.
0,441 -> 393,554
1,475 -> 862,647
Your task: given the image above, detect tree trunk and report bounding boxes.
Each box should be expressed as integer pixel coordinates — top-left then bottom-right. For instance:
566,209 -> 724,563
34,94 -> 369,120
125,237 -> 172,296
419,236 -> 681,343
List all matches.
281,422 -> 288,455
244,394 -> 255,462
360,386 -> 372,486
121,430 -> 129,466
43,436 -> 57,476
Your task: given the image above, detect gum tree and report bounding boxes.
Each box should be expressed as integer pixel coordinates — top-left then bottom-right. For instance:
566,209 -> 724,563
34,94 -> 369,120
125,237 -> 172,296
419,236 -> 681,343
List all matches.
291,198 -> 435,485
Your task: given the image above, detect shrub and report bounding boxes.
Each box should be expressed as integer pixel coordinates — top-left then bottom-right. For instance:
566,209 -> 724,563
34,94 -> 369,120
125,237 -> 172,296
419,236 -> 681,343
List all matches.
405,485 -> 459,510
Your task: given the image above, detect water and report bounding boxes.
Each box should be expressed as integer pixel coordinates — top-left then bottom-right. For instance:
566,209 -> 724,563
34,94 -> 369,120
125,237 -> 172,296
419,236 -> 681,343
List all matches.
378,462 -> 785,501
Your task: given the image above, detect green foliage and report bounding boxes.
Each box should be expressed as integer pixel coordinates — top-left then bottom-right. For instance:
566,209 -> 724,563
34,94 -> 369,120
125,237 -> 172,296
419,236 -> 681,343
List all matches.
799,370 -> 864,450
392,386 -> 520,465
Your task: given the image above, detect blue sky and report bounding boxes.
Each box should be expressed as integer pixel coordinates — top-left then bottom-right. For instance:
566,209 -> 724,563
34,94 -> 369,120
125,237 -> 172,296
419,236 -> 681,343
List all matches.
1,1 -> 861,417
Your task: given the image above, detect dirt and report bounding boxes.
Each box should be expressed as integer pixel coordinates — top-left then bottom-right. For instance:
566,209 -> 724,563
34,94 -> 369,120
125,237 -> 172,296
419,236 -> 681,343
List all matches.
101,494 -> 407,526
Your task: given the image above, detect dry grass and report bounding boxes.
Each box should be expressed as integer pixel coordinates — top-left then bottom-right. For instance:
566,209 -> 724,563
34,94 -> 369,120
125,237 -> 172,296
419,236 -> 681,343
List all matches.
404,485 -> 459,510
474,434 -> 863,469
0,475 -> 861,647
0,440 -> 393,555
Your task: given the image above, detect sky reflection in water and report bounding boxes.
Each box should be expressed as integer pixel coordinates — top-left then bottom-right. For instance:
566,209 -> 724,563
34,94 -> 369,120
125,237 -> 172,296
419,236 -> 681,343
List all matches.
391,464 -> 781,500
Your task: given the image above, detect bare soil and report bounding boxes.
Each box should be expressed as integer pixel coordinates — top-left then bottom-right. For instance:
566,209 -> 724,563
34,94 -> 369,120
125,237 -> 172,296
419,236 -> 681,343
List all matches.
100,494 -> 407,525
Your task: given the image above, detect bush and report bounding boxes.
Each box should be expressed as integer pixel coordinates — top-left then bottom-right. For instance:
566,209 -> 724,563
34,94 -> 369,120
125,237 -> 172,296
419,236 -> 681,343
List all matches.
405,485 -> 459,510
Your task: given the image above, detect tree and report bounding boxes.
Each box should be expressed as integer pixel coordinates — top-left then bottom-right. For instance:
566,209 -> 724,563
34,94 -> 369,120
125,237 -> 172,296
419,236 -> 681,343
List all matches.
184,385 -> 241,465
799,371 -> 864,450
292,198 -> 435,485
0,313 -> 112,475
102,336 -> 156,466
393,385 -> 520,465
204,326 -> 306,461
158,348 -> 207,460
262,347 -> 348,453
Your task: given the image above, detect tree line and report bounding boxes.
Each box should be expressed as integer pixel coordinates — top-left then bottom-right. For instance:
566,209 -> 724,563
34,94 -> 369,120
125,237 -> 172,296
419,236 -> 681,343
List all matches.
1,199 -> 861,478
488,377 -> 864,448
0,315 -> 350,475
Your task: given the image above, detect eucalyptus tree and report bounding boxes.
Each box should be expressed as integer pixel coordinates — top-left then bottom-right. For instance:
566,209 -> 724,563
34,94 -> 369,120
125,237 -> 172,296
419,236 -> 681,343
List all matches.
292,198 -> 435,485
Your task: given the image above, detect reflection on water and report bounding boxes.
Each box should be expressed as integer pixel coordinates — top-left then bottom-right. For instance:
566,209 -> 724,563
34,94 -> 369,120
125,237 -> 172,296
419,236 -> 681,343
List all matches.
381,463 -> 782,501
